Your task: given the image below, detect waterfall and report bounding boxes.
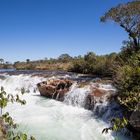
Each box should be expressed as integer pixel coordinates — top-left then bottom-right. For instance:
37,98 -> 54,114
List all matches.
0,73 -> 132,140
63,81 -> 121,120
64,83 -> 91,107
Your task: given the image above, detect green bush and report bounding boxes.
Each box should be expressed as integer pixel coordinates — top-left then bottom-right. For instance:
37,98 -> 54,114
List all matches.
69,52 -> 117,77
113,48 -> 140,112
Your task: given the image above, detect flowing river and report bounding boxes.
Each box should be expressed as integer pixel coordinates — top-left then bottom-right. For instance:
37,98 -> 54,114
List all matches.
0,70 -> 133,140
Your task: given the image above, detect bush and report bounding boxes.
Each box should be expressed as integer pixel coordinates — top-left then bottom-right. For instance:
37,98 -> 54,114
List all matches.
113,48 -> 140,112
69,52 -> 117,77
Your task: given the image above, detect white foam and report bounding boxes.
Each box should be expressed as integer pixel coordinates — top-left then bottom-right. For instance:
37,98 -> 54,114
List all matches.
0,74 -> 132,140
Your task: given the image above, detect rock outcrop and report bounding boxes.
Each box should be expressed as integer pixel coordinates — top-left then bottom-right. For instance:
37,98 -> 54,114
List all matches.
129,102 -> 140,137
37,79 -> 116,115
85,88 -> 107,110
0,118 -> 6,140
85,83 -> 116,111
37,79 -> 73,101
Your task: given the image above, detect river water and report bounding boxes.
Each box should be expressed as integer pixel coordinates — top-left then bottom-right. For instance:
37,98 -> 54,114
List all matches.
0,70 -> 133,140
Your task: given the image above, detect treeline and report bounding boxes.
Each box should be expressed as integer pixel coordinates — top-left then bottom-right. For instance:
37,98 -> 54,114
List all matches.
69,52 -> 117,77
13,54 -> 73,70
0,59 -> 13,69
13,52 -> 118,77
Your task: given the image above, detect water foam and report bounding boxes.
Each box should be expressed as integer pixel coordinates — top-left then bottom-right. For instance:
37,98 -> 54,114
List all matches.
0,74 -> 132,140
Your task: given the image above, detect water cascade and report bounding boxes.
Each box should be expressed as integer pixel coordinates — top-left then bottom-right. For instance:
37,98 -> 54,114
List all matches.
0,73 -> 133,140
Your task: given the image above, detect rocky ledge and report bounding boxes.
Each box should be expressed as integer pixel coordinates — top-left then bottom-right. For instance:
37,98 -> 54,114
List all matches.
0,118 -> 6,140
129,102 -> 140,138
37,79 -> 116,109
37,78 -> 140,138
37,79 -> 73,101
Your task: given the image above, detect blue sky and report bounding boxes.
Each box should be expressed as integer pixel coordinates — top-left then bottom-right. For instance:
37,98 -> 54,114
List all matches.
0,0 -> 129,62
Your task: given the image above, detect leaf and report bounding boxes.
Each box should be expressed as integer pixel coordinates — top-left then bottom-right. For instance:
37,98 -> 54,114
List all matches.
20,132 -> 27,140
30,136 -> 36,140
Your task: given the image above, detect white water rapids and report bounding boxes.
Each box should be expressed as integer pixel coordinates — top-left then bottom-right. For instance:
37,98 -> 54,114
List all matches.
0,74 -> 133,140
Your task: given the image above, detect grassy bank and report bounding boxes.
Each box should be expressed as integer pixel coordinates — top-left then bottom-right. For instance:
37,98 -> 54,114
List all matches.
0,64 -> 13,69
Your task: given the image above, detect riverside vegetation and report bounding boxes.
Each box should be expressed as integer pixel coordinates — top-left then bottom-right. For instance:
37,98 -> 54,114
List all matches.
0,87 -> 36,140
101,0 -> 140,138
0,0 -> 140,139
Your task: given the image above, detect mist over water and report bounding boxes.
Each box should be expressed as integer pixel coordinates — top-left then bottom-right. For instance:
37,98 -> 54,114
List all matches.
0,73 -> 133,140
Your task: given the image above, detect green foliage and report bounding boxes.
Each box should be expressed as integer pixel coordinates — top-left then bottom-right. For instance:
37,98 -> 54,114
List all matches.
118,92 -> 140,111
12,132 -> 36,140
102,117 -> 128,134
2,112 -> 17,129
0,87 -> 8,111
58,54 -> 72,63
14,54 -> 73,70
0,87 -> 36,140
102,47 -> 139,136
26,59 -> 30,63
100,0 -> 140,114
101,1 -> 140,136
101,0 -> 140,47
0,59 -> 4,64
113,48 -> 140,111
69,52 -> 117,77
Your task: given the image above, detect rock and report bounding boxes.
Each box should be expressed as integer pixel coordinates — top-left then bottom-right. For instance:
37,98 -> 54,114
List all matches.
92,88 -> 106,97
129,103 -> 140,133
37,79 -> 73,101
0,118 -> 6,140
77,81 -> 90,88
85,88 -> 113,110
85,88 -> 105,110
31,74 -> 50,78
85,93 -> 96,110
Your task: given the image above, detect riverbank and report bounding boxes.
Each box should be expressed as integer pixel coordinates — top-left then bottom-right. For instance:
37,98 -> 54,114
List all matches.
14,60 -> 72,71
0,64 -> 13,69
9,51 -> 117,78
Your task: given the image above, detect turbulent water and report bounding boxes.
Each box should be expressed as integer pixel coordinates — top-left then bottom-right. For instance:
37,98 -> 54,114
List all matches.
0,72 -> 133,140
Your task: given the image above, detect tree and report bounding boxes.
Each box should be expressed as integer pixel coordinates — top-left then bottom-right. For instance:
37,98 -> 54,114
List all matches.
58,54 -> 72,59
84,52 -> 96,63
44,57 -> 48,61
26,59 -> 30,63
0,59 -> 4,64
58,54 -> 72,62
101,1 -> 140,136
101,0 -> 140,47
5,61 -> 10,65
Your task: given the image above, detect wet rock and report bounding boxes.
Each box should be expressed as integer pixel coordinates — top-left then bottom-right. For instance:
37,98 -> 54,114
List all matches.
77,81 -> 91,88
85,88 -> 105,110
129,103 -> 140,134
37,79 -> 73,101
91,88 -> 106,97
31,74 -> 49,78
85,87 -> 114,110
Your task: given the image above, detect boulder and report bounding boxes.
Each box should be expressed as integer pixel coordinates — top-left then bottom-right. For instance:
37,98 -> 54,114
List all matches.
129,103 -> 140,133
85,87 -> 113,110
37,79 -> 73,101
91,88 -> 106,97
85,88 -> 106,110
